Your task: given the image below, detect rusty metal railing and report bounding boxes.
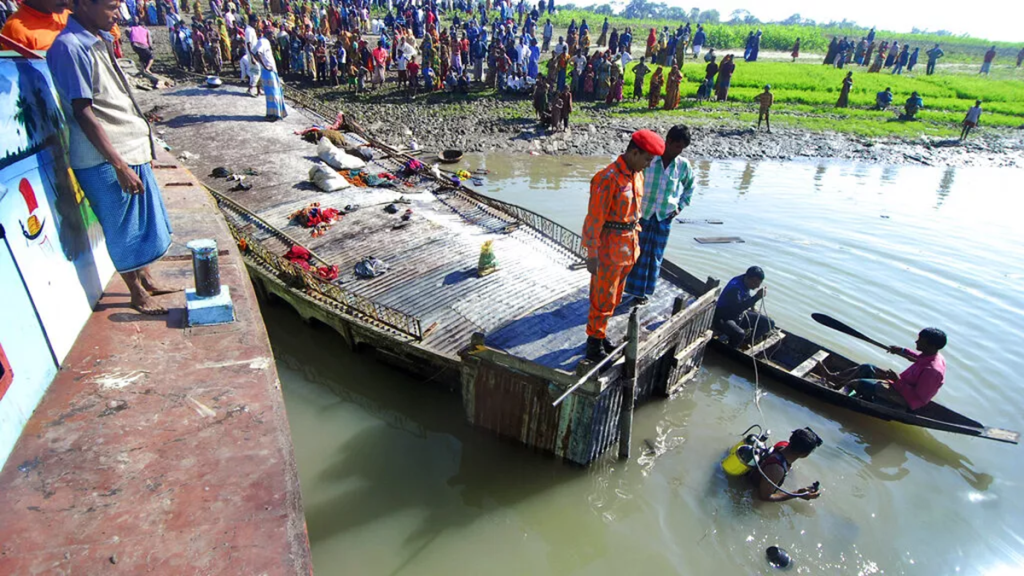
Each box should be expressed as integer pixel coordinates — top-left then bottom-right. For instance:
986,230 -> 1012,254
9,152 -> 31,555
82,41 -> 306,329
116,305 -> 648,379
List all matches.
438,187 -> 587,263
207,187 -> 424,340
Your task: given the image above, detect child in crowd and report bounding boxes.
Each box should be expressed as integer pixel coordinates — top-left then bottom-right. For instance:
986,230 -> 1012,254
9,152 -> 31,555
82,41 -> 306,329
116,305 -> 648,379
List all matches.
407,57 -> 420,95
422,63 -> 435,92
396,52 -> 409,90
356,65 -> 369,93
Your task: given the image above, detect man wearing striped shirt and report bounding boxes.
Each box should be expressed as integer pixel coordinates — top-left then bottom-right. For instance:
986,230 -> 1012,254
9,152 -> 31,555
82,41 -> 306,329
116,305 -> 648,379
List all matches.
624,125 -> 695,304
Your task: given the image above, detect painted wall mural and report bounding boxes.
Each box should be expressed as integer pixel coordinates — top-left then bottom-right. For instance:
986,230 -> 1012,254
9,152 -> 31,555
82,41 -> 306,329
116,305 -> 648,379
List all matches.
0,56 -> 116,467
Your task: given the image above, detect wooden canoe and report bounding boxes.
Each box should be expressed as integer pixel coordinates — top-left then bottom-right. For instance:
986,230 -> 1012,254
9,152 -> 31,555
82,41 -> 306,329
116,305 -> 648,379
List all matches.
709,329 -> 1020,444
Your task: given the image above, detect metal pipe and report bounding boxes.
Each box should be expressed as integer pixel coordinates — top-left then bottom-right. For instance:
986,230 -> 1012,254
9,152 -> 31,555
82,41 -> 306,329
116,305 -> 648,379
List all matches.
551,341 -> 628,407
618,308 -> 640,459
186,239 -> 220,297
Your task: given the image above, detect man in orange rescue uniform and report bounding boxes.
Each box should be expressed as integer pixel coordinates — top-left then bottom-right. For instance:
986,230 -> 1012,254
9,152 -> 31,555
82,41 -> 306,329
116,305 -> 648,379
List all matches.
582,129 -> 665,362
0,0 -> 70,50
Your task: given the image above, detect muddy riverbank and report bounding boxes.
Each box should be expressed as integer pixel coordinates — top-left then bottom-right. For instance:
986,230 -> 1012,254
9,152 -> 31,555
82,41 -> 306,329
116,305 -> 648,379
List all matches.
297,85 -> 1024,167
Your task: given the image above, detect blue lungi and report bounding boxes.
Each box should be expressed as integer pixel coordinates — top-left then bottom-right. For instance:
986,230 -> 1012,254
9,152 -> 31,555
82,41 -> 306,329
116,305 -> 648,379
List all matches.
75,162 -> 172,273
262,67 -> 288,119
624,214 -> 672,297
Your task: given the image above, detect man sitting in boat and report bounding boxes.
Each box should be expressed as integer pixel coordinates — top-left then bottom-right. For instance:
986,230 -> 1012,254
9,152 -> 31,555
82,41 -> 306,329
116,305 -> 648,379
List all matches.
837,328 -> 947,410
751,428 -> 822,502
714,266 -> 775,348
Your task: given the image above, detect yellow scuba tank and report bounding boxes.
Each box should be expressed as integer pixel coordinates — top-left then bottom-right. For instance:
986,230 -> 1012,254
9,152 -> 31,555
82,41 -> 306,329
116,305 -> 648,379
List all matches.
721,424 -> 769,476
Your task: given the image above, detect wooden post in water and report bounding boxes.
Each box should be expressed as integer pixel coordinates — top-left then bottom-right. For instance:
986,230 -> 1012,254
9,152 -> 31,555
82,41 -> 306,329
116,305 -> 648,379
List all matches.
618,308 -> 640,460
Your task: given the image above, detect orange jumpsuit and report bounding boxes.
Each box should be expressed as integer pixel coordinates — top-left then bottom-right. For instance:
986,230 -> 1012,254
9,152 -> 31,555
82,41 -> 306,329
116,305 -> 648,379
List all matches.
583,156 -> 644,339
0,6 -> 70,51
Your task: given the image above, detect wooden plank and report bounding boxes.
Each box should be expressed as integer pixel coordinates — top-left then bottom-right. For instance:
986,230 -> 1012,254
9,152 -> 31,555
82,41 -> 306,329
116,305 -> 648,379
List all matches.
790,350 -> 830,378
983,428 -> 1020,444
638,289 -> 718,357
745,331 -> 786,357
670,330 -> 714,368
695,236 -> 745,244
659,258 -> 715,295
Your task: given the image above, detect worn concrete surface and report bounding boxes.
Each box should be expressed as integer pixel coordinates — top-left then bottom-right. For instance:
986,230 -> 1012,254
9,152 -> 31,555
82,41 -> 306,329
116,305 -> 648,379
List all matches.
0,150 -> 313,575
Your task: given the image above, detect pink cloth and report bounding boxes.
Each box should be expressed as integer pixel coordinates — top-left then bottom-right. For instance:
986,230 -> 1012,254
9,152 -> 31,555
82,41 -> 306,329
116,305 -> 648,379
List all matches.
128,25 -> 150,46
893,349 -> 946,410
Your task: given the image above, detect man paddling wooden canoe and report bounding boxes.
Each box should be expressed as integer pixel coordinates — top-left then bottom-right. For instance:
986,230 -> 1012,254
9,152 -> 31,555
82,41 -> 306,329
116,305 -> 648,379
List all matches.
832,328 -> 947,410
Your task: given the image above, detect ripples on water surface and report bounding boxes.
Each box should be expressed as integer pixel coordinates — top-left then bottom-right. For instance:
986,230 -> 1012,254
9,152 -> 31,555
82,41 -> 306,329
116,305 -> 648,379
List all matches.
269,156 -> 1024,575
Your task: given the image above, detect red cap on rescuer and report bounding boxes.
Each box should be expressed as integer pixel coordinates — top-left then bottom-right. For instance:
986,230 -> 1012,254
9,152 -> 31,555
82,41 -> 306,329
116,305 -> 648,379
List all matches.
630,129 -> 666,156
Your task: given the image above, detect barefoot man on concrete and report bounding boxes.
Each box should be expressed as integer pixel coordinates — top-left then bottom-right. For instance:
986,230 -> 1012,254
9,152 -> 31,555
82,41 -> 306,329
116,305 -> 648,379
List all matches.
48,0 -> 177,314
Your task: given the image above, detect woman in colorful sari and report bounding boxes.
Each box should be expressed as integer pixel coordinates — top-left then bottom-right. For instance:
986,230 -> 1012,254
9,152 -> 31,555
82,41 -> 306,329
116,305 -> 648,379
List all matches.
645,27 -> 656,59
528,37 -> 540,78
192,24 -> 207,74
439,41 -> 450,80
275,25 -> 290,74
884,42 -> 899,68
290,32 -> 304,76
868,44 -> 885,73
664,64 -> 682,109
606,72 -> 623,104
596,17 -> 608,47
205,22 -> 223,74
580,29 -> 590,54
608,28 -> 619,55
836,71 -> 853,108
715,55 -> 735,101
555,50 -> 569,91
582,63 -> 595,100
648,66 -> 663,108
421,34 -> 434,64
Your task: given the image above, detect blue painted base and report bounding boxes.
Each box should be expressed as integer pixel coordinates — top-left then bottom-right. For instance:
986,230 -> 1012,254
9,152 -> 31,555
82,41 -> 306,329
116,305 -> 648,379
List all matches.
185,286 -> 235,326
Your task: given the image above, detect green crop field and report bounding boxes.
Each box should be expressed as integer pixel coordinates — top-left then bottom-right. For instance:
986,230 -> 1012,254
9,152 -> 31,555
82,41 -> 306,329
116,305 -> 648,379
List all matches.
544,58 -> 1024,138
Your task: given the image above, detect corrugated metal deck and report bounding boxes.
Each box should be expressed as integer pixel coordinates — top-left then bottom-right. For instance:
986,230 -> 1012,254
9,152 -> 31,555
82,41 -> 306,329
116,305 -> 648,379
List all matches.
164,86 -> 694,363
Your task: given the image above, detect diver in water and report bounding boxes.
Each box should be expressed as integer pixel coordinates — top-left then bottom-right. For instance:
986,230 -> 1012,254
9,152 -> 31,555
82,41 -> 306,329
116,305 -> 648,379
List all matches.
751,428 -> 823,502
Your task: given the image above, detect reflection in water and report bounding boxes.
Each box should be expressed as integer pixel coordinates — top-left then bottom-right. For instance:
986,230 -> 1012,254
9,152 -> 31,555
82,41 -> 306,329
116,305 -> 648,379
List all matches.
880,164 -> 900,183
696,159 -> 712,188
737,161 -> 757,194
937,166 -> 956,208
813,163 -> 827,191
275,157 -> 1024,576
840,419 -> 994,491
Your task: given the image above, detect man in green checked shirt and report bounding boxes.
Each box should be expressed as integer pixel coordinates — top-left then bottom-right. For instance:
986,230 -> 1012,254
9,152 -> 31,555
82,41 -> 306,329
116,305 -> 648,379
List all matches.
624,125 -> 695,305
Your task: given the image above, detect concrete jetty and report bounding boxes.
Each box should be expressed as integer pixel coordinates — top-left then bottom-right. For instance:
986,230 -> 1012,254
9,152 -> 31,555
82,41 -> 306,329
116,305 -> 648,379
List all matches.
0,151 -> 312,574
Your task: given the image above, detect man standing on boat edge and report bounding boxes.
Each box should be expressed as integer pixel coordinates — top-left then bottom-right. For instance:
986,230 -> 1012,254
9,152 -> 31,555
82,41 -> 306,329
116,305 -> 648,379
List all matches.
623,124 -> 694,305
582,130 -> 665,363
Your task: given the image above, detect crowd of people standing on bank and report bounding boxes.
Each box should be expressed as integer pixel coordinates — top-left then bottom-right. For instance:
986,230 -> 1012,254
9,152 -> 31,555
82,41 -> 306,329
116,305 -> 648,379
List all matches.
6,0 -> 1015,140
819,28 -> 1023,77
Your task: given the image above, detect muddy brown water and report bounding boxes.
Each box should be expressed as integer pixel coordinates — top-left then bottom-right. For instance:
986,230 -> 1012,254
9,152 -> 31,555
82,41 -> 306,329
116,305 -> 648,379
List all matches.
267,155 -> 1024,575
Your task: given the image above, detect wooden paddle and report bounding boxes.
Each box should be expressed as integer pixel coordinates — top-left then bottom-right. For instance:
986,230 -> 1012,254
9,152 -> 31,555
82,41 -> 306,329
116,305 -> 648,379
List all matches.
811,313 -> 890,351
